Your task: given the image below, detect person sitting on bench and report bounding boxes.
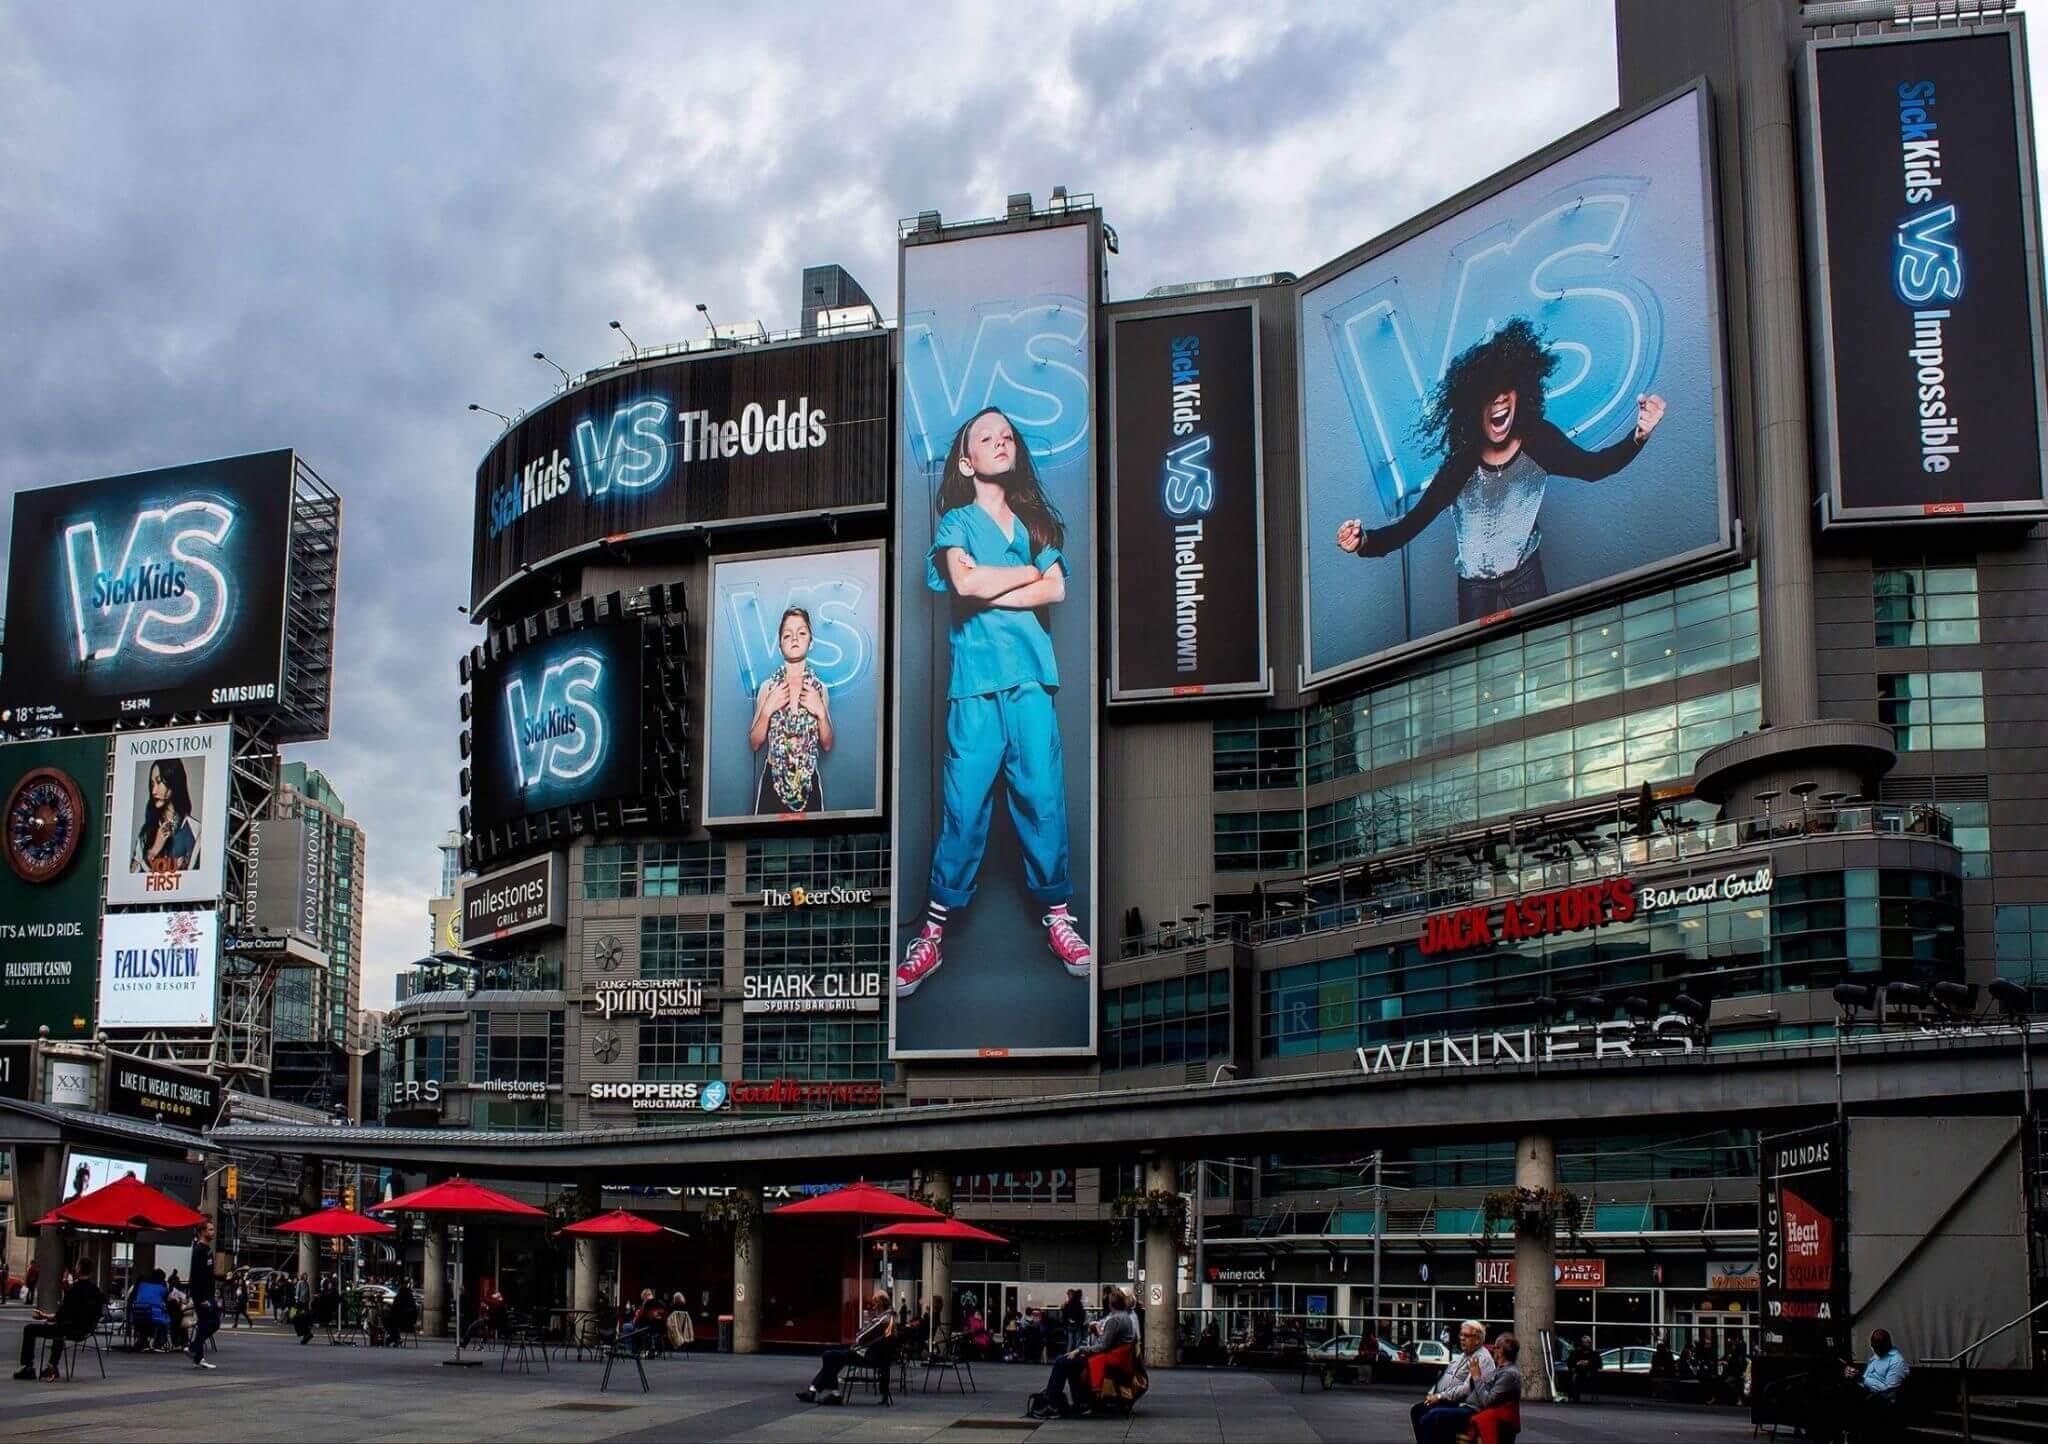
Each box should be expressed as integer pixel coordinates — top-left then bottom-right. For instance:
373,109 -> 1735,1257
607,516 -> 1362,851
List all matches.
1027,1287 -> 1139,1420
795,1290 -> 895,1405
15,1259 -> 105,1380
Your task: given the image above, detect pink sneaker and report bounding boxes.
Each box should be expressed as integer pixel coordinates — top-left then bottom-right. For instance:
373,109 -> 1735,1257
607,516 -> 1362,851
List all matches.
897,930 -> 943,996
1044,912 -> 1092,978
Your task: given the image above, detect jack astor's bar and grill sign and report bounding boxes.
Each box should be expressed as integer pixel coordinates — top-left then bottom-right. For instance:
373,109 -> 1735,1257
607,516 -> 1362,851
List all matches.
1419,866 -> 1773,956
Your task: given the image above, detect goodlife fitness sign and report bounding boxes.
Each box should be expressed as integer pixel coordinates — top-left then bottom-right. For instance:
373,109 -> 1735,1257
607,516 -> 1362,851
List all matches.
1419,866 -> 1772,956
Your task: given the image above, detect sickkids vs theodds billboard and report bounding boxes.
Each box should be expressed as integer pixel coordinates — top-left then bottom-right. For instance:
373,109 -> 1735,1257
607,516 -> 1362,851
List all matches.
0,451 -> 297,725
1804,23 -> 2048,525
471,332 -> 892,611
1297,86 -> 1734,686
894,218 -> 1099,1059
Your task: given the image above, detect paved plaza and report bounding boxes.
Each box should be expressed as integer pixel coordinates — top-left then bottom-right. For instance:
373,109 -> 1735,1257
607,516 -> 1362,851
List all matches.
0,1311 -> 1756,1443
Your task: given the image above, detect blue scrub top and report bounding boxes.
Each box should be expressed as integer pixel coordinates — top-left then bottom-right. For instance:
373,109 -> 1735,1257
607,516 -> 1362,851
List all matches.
926,503 -> 1066,700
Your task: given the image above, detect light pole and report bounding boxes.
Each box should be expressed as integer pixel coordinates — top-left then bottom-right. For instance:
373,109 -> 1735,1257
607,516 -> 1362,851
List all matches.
532,351 -> 572,388
1369,1150 -> 1385,1336
608,319 -> 639,357
466,402 -> 513,427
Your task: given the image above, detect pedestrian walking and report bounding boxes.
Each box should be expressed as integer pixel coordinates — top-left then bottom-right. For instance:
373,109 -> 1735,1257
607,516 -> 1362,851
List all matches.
187,1220 -> 221,1369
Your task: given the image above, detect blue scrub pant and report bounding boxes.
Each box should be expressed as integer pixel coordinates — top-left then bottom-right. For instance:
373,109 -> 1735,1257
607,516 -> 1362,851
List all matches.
929,683 -> 1071,909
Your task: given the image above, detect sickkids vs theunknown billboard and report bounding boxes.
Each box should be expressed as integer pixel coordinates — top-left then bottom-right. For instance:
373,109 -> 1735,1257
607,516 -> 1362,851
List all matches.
0,450 -> 298,726
1297,85 -> 1735,686
471,332 -> 892,611
894,218 -> 1100,1059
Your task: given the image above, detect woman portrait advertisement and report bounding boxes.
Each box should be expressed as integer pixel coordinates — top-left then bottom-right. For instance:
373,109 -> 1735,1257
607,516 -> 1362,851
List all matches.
748,605 -> 834,815
897,405 -> 1092,999
134,756 -> 202,875
1334,318 -> 1667,623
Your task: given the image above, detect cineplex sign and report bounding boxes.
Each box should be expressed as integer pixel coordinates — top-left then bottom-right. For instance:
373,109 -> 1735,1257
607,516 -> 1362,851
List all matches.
1419,866 -> 1773,955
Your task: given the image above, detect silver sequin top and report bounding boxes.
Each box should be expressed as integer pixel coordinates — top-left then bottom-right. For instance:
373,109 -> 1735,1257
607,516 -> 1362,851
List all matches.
1450,450 -> 1548,580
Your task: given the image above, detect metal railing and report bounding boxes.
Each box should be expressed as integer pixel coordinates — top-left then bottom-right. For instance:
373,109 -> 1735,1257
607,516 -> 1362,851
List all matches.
1924,1295 -> 2048,1440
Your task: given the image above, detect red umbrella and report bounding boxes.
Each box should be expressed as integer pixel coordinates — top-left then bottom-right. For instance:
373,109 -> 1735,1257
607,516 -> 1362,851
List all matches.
556,1210 -> 669,1321
275,1207 -> 397,1237
775,1183 -> 944,1219
864,1219 -> 1009,1245
373,1177 -> 547,1362
36,1175 -> 207,1231
776,1183 -> 945,1323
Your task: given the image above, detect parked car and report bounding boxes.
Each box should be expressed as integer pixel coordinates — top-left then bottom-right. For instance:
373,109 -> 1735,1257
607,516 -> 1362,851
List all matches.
1601,1345 -> 1656,1374
1228,1327 -> 1306,1369
1307,1333 -> 1400,1389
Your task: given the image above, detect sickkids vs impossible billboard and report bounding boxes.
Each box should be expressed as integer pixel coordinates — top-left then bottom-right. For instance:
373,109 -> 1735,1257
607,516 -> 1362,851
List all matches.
1804,22 -> 2048,525
1297,85 -> 1735,686
0,450 -> 297,725
894,218 -> 1100,1059
471,331 -> 892,611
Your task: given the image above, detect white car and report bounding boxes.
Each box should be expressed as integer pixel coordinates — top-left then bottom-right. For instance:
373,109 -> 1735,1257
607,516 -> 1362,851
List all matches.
1412,1340 -> 1452,1365
1600,1345 -> 1655,1373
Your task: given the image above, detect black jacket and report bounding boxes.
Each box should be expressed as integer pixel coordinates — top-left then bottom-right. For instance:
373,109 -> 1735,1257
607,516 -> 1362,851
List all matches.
55,1279 -> 106,1335
1357,420 -> 1645,557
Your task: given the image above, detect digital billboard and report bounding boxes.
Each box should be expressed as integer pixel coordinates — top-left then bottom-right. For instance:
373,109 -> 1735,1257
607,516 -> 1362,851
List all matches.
894,218 -> 1099,1058
1109,302 -> 1269,701
106,725 -> 231,907
1804,24 -> 2048,524
1298,86 -> 1733,686
97,909 -> 218,1029
0,450 -> 296,725
64,1151 -> 149,1201
471,331 -> 891,610
704,543 -> 884,824
468,615 -> 646,832
0,735 -> 108,1041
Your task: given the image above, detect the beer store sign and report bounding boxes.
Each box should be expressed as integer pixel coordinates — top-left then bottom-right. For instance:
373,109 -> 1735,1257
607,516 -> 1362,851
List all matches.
591,978 -> 706,1020
1355,1016 -> 1697,1077
1421,866 -> 1777,955
759,884 -> 876,909
107,1053 -> 221,1130
1475,1258 -> 1606,1288
742,970 -> 881,1013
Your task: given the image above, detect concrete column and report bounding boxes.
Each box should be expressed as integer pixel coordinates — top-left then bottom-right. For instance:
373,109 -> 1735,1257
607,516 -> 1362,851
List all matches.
572,1174 -> 602,1319
298,1155 -> 324,1285
731,1179 -> 764,1354
1736,0 -> 1820,727
922,1163 -> 953,1330
1140,1155 -> 1180,1369
423,1217 -> 449,1338
1513,1134 -> 1558,1403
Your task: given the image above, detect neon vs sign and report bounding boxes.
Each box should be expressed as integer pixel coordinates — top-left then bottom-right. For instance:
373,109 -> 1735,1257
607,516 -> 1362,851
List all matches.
723,576 -> 874,699
505,650 -> 605,788
901,297 -> 1091,468
64,500 -> 235,663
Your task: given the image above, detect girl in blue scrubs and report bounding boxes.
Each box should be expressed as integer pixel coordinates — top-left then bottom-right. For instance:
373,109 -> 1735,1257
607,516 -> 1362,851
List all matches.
897,407 -> 1092,997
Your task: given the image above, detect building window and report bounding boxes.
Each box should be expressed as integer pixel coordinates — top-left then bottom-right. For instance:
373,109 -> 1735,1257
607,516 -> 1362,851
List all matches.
1214,713 -> 1304,792
1878,671 -> 1985,750
1214,810 -> 1304,873
1995,906 -> 2048,986
471,1096 -> 561,1133
582,844 -> 639,900
744,907 -> 887,971
1102,971 -> 1231,1070
1874,565 -> 1979,647
1947,800 -> 1991,879
744,833 -> 890,894
640,915 -> 724,981
474,1010 -> 564,1084
637,1018 -> 722,1080
741,1017 -> 889,1082
643,841 -> 725,897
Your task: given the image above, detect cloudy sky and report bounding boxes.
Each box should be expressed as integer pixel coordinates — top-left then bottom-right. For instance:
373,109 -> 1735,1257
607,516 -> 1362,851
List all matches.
0,1 -> 1619,1011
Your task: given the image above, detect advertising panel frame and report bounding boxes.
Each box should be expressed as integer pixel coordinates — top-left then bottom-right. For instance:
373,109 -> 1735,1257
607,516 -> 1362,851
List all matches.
1106,298 -> 1272,704
1759,1121 -> 1850,1358
1801,20 -> 2048,527
470,330 -> 892,614
1293,79 -> 1736,691
0,449 -> 298,726
0,735 -> 110,1042
890,212 -> 1103,1061
96,909 -> 219,1029
700,539 -> 887,827
105,724 -> 233,907
105,1050 -> 224,1131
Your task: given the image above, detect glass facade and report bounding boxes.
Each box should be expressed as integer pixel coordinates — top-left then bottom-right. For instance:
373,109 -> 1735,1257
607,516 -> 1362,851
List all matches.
582,843 -> 640,900
743,906 -> 887,971
643,840 -> 725,896
1260,868 -> 1963,1057
1995,906 -> 2048,986
1102,971 -> 1232,1071
473,1010 -> 564,1084
1878,671 -> 1986,751
640,914 -> 723,980
740,1018 -> 889,1083
638,1018 -> 722,1080
743,832 -> 890,894
1874,565 -> 1979,647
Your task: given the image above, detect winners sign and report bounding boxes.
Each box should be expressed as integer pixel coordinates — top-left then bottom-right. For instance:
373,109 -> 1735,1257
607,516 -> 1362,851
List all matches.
1108,303 -> 1269,700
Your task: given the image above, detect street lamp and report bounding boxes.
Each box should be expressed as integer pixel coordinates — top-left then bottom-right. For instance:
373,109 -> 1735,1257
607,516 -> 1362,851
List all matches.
466,402 -> 513,427
695,301 -> 717,338
608,319 -> 639,356
532,351 -> 572,387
